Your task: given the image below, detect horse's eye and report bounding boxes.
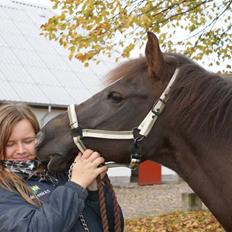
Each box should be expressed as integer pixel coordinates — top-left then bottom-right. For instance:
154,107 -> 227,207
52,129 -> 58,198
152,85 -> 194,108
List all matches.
108,91 -> 124,103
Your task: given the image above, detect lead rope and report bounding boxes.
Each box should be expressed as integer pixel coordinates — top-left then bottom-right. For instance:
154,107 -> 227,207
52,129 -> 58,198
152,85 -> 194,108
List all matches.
97,175 -> 122,232
68,163 -> 89,232
105,175 -> 121,232
68,162 -> 122,232
97,175 -> 109,232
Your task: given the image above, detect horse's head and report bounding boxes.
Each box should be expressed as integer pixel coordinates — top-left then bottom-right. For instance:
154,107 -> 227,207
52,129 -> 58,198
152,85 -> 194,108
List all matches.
36,32 -> 189,172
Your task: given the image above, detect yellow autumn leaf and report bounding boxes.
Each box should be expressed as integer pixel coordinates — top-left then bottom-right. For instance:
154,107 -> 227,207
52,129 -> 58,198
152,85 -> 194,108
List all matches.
122,44 -> 135,57
41,0 -> 232,71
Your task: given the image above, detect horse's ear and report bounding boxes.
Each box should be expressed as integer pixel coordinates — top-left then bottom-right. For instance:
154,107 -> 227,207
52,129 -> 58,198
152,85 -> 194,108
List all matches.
145,32 -> 164,80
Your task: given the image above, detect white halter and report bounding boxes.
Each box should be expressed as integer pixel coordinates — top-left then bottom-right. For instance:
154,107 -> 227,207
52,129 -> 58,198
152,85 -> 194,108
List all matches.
68,69 -> 179,168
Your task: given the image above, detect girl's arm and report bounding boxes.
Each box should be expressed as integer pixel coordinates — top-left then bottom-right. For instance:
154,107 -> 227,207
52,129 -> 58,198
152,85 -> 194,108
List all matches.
0,181 -> 87,231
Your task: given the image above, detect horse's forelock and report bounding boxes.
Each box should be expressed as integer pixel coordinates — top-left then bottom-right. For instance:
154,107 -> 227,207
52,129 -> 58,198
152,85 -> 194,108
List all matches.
104,57 -> 147,85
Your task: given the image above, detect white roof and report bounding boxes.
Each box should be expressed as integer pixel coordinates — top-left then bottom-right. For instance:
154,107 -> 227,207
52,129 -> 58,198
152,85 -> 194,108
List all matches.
0,0 -> 118,107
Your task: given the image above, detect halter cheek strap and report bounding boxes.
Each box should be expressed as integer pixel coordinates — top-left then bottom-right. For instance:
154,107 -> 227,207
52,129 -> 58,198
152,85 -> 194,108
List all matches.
68,108 -> 86,153
68,68 -> 179,169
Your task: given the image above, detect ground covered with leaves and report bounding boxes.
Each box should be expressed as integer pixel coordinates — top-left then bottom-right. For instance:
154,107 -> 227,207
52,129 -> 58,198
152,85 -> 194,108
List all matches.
125,210 -> 224,232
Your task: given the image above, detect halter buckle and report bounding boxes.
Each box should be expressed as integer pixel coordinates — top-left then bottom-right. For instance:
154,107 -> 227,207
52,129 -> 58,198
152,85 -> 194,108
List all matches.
128,135 -> 143,169
128,156 -> 141,169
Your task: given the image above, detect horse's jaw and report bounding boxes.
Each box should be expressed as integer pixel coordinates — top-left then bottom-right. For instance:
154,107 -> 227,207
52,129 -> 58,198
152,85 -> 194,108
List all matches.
46,154 -> 70,172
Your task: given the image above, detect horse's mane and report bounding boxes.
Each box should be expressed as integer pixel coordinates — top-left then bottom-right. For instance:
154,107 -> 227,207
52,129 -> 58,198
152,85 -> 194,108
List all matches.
168,62 -> 232,139
105,54 -> 232,140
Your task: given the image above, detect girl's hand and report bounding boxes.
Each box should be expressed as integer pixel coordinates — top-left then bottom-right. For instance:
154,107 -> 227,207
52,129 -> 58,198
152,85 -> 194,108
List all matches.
70,149 -> 107,189
87,169 -> 108,191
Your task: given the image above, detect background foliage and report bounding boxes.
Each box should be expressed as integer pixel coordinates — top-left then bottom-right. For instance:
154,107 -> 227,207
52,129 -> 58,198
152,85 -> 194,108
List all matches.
41,0 -> 232,71
125,210 -> 224,232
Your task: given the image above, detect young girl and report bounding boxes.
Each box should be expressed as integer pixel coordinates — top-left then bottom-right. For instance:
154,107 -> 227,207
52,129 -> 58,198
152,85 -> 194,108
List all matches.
0,103 -> 123,231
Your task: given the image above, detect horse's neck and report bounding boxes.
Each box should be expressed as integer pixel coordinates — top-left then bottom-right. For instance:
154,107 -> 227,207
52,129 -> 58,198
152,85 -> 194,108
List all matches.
173,135 -> 232,231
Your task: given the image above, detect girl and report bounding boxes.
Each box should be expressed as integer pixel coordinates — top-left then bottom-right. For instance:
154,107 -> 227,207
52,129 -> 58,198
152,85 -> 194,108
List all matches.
0,103 -> 123,231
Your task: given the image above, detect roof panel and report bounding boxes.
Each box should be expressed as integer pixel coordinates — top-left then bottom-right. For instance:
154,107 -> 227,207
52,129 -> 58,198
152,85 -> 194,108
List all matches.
0,18 -> 19,33
0,80 -> 21,101
0,69 -> 6,80
25,7 -> 53,26
27,36 -> 57,54
1,32 -> 33,51
0,36 -> 7,46
10,82 -> 49,103
0,5 -> 11,19
0,64 -> 34,83
50,70 -> 87,88
16,21 -> 41,36
0,0 -> 116,106
52,43 -> 70,56
39,85 -> 75,105
66,87 -> 92,104
0,19 -> 18,34
0,47 -> 21,65
38,53 -> 69,70
13,49 -> 46,67
6,7 -> 31,23
24,67 -> 61,86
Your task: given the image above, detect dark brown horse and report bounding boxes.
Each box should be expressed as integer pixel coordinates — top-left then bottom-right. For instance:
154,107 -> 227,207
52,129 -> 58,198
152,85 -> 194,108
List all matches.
37,32 -> 232,231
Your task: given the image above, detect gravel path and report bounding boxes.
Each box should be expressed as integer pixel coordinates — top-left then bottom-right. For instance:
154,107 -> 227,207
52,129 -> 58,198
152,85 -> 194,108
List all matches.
114,181 -> 193,219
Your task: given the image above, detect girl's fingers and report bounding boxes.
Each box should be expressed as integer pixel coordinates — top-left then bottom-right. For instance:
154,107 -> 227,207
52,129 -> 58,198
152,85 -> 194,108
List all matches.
100,169 -> 108,179
92,157 -> 105,167
74,152 -> 82,162
73,151 -> 103,166
74,149 -> 94,162
81,149 -> 94,159
88,151 -> 101,162
96,166 -> 108,175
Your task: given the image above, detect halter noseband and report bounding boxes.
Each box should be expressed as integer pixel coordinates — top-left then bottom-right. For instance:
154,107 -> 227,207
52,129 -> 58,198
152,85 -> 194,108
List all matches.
68,69 -> 179,169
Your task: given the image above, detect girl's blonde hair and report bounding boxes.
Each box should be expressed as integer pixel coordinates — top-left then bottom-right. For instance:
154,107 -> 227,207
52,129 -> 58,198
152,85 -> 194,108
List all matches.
0,103 -> 41,206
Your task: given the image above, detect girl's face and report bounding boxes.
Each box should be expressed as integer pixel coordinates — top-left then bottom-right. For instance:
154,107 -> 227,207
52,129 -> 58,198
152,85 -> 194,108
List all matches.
5,119 -> 37,161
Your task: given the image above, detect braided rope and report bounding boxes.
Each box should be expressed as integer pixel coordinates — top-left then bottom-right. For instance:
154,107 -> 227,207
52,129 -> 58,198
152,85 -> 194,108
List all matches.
69,162 -> 121,232
97,175 -> 109,232
105,176 -> 121,232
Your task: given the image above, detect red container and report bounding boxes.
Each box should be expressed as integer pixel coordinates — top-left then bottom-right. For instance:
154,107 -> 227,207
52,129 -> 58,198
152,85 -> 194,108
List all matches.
138,160 -> 161,185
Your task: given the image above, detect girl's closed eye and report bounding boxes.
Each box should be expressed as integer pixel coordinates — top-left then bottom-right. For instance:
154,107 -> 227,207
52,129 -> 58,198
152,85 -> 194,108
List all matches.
23,138 -> 36,144
6,141 -> 15,147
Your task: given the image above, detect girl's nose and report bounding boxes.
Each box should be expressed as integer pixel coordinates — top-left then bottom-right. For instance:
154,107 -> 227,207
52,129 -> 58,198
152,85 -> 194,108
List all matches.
16,143 -> 25,153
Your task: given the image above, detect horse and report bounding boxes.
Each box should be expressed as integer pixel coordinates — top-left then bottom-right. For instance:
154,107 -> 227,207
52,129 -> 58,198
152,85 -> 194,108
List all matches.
37,32 -> 232,231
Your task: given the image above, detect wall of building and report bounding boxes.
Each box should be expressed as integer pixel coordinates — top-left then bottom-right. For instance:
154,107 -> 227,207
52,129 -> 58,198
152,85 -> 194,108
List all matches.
31,106 -> 64,127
